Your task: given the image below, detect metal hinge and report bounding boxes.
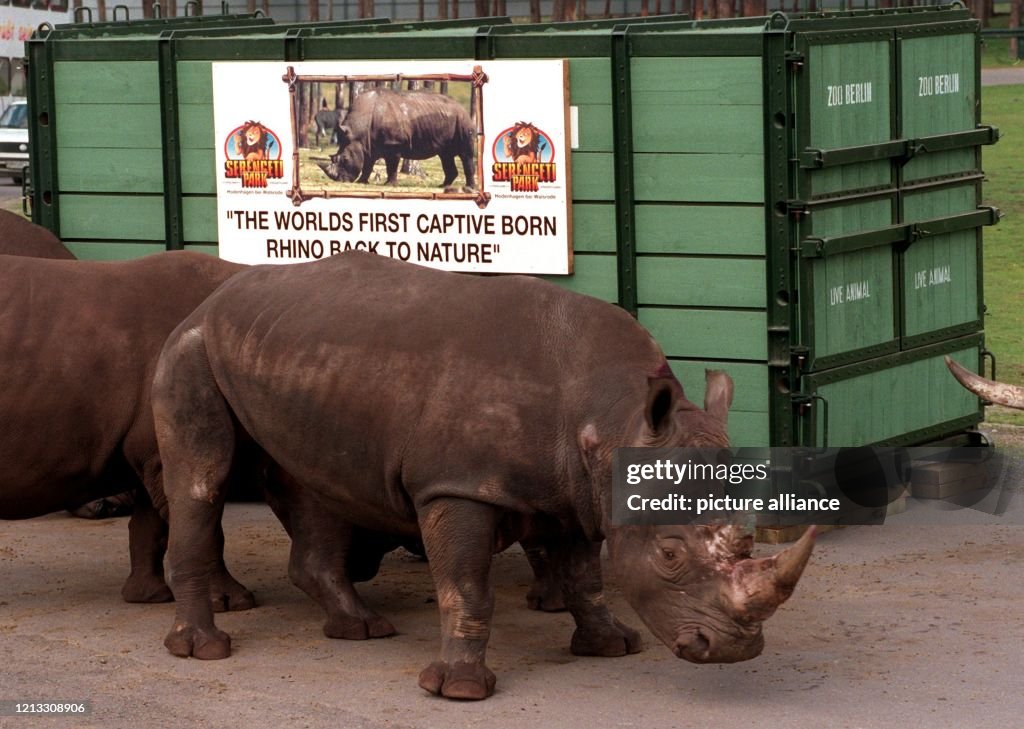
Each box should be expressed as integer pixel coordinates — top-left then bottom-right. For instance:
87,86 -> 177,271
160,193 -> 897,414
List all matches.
783,199 -> 809,220
785,50 -> 805,70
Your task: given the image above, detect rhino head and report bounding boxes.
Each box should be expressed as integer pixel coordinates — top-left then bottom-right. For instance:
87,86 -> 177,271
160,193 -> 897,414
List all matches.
322,126 -> 365,183
583,370 -> 814,663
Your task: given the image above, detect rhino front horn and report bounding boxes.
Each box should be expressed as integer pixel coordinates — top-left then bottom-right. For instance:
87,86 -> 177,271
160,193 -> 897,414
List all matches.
729,526 -> 816,622
945,356 -> 1024,409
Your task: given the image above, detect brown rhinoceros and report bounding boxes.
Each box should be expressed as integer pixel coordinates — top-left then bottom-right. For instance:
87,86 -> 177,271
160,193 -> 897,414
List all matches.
0,251 -> 255,610
0,210 -> 76,259
152,250 -> 814,700
322,89 -> 475,190
946,356 -> 1024,409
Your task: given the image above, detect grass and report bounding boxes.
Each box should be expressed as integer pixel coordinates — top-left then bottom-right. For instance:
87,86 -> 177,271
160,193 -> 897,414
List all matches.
980,84 -> 1024,424
297,147 -> 470,192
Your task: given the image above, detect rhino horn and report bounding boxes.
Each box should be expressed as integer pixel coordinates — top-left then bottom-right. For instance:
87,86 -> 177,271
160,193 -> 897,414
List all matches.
945,356 -> 1024,409
726,526 -> 816,621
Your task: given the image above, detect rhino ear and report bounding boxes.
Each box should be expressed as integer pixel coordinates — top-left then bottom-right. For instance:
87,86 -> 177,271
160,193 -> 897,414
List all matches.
703,370 -> 734,425
645,376 -> 683,437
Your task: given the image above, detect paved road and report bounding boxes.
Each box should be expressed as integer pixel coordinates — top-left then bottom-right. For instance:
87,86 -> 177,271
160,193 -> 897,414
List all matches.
1,502 -> 1021,728
0,178 -> 23,209
982,67 -> 1024,86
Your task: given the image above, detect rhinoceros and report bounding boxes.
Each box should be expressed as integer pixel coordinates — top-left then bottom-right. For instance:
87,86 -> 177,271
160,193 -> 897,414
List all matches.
0,210 -> 75,259
153,251 -> 815,700
946,356 -> 1024,409
0,251 -> 255,610
321,89 -> 475,190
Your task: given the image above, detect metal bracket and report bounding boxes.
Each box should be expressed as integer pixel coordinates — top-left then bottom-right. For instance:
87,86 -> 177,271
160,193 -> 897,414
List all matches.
793,393 -> 829,448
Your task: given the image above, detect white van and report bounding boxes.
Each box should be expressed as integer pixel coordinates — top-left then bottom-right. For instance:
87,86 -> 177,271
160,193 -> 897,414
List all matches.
0,99 -> 29,186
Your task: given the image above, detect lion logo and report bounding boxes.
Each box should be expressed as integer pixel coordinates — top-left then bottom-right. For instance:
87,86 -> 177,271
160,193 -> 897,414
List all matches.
503,121 -> 541,164
226,120 -> 281,162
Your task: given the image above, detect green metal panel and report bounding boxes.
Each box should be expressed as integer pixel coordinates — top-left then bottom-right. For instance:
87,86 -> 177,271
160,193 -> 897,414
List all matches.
901,181 -> 981,345
801,337 -> 981,447
898,29 -> 979,183
799,195 -> 897,368
800,34 -> 893,198
56,148 -> 164,193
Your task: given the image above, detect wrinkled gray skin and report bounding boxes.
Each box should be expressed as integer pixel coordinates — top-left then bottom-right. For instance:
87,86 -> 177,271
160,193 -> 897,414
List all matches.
322,90 -> 475,190
0,252 -> 256,611
946,356 -> 1024,409
153,251 -> 814,700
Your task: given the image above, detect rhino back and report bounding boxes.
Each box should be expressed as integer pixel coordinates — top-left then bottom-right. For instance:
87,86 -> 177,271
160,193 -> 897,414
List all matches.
365,90 -> 473,157
0,211 -> 76,259
185,251 -> 662,518
0,252 -> 241,516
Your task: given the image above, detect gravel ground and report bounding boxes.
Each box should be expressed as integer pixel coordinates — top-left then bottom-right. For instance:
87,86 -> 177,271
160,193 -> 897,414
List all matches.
1,458 -> 1021,729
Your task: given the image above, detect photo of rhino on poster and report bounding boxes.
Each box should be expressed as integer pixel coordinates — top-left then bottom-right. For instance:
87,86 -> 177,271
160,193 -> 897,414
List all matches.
284,67 -> 488,207
213,59 -> 571,273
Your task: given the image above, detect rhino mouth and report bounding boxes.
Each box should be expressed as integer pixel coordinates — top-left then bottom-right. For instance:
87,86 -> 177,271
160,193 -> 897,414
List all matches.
672,627 -> 764,663
317,162 -> 343,182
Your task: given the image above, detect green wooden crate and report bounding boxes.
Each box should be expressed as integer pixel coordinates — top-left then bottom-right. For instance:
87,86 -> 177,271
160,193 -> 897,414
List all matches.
26,6 -> 997,448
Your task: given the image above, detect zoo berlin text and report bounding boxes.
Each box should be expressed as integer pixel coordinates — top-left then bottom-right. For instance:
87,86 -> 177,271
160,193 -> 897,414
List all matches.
611,447 -> 1019,527
226,209 -> 557,264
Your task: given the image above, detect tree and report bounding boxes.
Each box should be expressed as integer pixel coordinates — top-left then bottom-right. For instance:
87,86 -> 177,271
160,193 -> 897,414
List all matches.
1012,0 -> 1022,60
308,0 -> 319,21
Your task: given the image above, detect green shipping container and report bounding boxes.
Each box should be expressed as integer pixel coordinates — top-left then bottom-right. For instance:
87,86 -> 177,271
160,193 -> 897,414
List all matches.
26,5 -> 997,448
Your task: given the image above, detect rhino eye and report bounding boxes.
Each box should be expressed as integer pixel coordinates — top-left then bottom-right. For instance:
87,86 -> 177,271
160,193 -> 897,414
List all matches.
661,547 -> 678,561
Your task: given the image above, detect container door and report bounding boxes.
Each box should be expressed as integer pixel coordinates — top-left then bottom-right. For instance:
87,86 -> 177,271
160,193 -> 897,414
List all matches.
799,336 -> 983,448
794,30 -> 898,368
898,27 -> 984,184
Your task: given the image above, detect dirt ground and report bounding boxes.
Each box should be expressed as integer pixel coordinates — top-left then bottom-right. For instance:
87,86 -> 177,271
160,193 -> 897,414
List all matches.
2,452 -> 1022,729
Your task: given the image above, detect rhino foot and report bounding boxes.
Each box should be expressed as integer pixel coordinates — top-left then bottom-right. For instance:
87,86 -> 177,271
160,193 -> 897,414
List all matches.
570,618 -> 643,657
121,574 -> 174,604
164,623 -> 231,660
525,582 -> 566,612
209,573 -> 256,613
323,613 -> 395,640
418,660 -> 496,701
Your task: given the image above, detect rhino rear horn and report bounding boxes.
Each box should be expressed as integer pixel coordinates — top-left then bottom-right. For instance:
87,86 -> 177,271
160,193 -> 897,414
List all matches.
727,526 -> 816,622
945,356 -> 1024,409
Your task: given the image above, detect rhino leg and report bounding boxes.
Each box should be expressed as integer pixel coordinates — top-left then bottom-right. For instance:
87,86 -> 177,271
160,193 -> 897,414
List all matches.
440,154 -> 459,191
522,542 -> 566,612
121,488 -> 173,604
357,156 -> 375,184
384,154 -> 401,186
417,497 -> 499,701
264,478 -> 395,639
459,149 -> 475,191
155,336 -> 241,660
550,536 -> 643,658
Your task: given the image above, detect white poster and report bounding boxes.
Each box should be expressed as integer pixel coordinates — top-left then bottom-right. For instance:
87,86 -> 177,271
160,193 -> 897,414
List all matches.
212,60 -> 572,274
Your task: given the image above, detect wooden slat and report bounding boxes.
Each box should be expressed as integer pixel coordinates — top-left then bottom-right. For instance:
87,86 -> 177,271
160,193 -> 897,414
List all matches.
58,195 -> 165,240
631,57 -> 763,106
632,105 -> 762,154
570,152 -> 614,201
639,307 -> 767,360
571,203 -> 615,253
638,256 -> 766,309
635,204 -> 765,256
633,153 -> 764,203
57,149 -> 164,193
54,61 -> 160,104
668,359 -> 770,413
56,104 -> 162,149
63,241 -> 166,261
